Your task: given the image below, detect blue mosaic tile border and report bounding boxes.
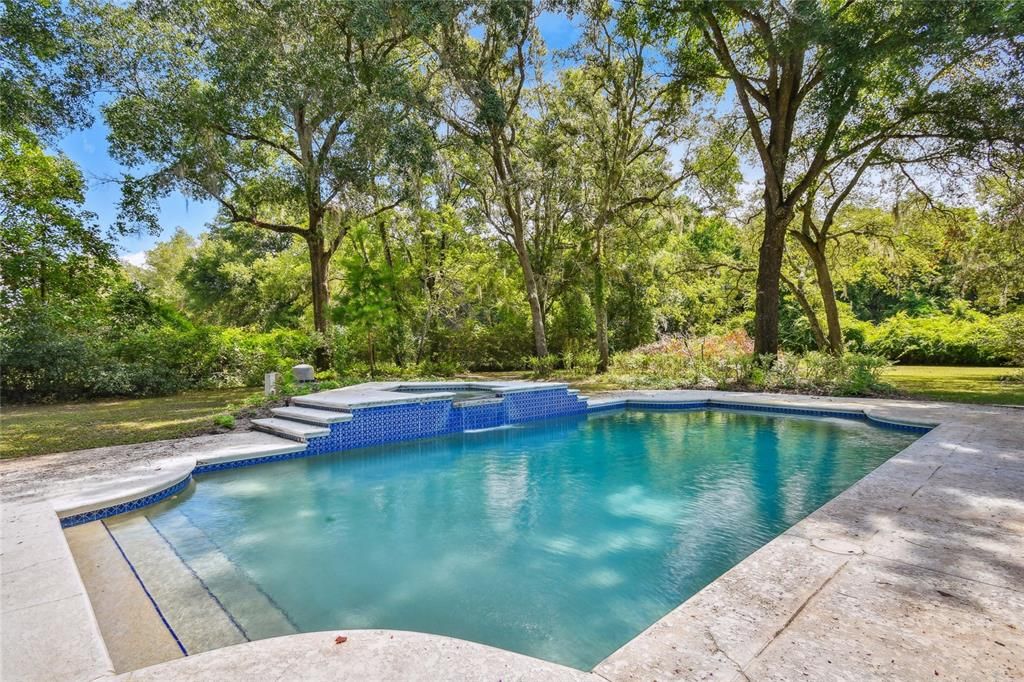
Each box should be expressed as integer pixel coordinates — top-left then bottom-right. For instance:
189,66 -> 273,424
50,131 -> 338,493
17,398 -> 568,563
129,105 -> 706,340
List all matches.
586,398 -> 931,434
623,401 -> 708,411
708,400 -> 864,420
864,416 -> 934,433
707,400 -> 932,432
194,449 -> 317,474
59,475 -> 191,528
586,401 -> 627,413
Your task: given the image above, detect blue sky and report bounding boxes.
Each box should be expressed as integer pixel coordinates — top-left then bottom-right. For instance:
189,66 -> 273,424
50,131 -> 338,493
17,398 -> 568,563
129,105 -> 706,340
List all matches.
54,12 -> 581,264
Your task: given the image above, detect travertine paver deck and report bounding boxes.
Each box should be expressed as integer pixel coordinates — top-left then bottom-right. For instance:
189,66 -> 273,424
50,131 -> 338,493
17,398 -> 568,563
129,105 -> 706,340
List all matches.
2,391 -> 1022,681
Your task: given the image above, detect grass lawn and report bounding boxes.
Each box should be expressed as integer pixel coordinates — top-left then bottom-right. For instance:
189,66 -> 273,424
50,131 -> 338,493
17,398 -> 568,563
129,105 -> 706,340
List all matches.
477,366 -> 1024,405
1,387 -> 255,459
881,365 -> 1024,405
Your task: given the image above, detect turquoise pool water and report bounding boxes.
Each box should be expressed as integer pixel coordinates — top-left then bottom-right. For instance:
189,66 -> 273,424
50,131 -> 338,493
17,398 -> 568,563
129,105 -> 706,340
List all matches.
135,409 -> 919,669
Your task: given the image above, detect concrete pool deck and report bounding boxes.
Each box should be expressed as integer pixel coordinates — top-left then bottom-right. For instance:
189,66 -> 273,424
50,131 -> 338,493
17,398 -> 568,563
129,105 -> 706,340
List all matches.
2,390 -> 1022,680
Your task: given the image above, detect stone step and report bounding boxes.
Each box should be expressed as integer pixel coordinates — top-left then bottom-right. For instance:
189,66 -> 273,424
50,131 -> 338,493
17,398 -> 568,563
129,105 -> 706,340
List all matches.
195,434 -> 307,468
585,396 -> 626,409
270,405 -> 353,426
250,418 -> 329,442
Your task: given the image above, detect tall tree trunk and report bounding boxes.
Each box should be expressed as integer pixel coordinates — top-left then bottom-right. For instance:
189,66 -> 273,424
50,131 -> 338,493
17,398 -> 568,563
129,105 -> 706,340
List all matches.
415,295 -> 433,365
512,229 -> 548,359
754,208 -> 789,356
782,274 -> 828,352
807,245 -> 843,354
376,216 -> 405,367
307,233 -> 331,369
792,233 -> 844,355
594,227 -> 609,373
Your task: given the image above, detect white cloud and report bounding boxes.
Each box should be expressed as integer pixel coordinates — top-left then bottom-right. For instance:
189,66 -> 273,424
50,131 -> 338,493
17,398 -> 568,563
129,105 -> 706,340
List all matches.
121,251 -> 148,267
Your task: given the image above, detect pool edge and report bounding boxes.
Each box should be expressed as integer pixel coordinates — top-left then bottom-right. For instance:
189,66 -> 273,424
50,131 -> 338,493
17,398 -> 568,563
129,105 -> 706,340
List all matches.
9,390 -> 1016,682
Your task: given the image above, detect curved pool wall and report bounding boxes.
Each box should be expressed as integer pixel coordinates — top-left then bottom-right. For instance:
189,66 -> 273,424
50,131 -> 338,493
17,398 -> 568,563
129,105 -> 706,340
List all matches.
57,385 -> 932,529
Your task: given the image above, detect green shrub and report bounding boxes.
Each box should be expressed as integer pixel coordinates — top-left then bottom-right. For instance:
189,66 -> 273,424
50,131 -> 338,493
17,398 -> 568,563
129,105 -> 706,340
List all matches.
528,354 -> 558,377
605,332 -> 892,396
989,312 -> 1024,366
212,413 -> 235,429
864,311 -> 1012,365
0,305 -> 323,402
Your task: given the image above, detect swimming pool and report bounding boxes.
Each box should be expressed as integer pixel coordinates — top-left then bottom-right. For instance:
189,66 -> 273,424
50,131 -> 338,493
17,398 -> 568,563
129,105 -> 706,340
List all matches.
109,408 -> 920,669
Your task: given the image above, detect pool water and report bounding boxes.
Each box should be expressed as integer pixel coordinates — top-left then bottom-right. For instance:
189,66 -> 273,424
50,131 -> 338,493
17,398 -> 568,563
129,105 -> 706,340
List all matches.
133,409 -> 919,669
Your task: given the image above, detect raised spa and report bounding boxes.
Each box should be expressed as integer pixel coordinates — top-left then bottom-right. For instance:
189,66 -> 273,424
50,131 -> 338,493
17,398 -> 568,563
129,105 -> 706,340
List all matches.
104,407 -> 920,669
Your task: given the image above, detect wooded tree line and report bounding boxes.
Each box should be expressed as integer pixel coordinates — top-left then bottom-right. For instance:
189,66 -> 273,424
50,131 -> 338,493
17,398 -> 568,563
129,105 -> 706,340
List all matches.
3,0 -> 1023,396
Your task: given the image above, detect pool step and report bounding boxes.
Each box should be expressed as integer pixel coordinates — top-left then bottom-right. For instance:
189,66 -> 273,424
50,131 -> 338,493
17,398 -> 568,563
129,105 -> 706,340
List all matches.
104,515 -> 248,655
105,512 -> 297,656
250,417 -> 330,442
270,405 -> 354,426
151,510 -> 297,641
196,434 -> 307,468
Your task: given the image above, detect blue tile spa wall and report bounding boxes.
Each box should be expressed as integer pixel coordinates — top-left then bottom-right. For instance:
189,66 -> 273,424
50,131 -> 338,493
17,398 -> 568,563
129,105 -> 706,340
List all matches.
503,388 -> 587,423
452,401 -> 506,431
305,400 -> 455,455
304,387 -> 589,456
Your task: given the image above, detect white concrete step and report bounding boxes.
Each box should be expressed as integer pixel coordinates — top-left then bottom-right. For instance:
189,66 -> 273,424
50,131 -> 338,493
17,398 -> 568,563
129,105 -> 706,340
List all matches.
195,433 -> 307,467
270,406 -> 353,425
250,418 -> 330,442
586,396 -> 626,409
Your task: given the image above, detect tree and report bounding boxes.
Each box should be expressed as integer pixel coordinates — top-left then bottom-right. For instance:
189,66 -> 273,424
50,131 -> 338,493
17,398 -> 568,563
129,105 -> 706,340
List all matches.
178,221 -> 308,329
125,227 -> 195,309
1,0 -> 91,135
0,130 -> 110,308
89,0 -> 435,365
1,0 -> 108,313
556,3 -> 704,371
425,0 -> 553,358
648,0 -> 1023,355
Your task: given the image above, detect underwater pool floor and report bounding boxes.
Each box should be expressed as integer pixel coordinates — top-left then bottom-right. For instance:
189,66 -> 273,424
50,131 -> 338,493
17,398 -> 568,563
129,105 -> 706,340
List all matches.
106,409 -> 917,669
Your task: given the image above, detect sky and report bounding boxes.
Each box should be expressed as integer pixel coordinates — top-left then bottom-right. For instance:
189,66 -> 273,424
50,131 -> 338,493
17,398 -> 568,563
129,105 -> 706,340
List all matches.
54,12 -> 580,266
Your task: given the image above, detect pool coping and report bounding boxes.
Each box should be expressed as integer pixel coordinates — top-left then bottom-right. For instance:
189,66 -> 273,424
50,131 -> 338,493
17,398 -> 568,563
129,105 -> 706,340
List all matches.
2,390 -> 1022,681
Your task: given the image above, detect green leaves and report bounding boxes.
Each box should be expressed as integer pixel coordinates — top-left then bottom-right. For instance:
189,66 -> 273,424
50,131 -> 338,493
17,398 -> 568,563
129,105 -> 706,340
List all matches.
0,130 -> 112,309
1,0 -> 94,136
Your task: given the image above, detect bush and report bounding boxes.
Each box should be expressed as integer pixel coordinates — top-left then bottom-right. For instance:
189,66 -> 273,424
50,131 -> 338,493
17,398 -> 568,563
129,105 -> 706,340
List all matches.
606,331 -> 892,396
989,312 -> 1024,366
0,306 -> 324,402
864,311 -> 1018,365
561,340 -> 600,376
213,413 -> 235,429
